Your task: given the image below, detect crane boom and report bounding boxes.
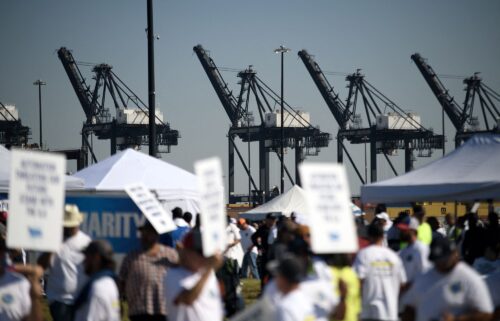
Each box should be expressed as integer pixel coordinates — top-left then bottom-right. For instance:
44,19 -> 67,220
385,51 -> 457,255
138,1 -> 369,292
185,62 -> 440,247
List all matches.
298,50 -> 349,129
193,44 -> 242,125
411,53 -> 464,130
57,47 -> 95,122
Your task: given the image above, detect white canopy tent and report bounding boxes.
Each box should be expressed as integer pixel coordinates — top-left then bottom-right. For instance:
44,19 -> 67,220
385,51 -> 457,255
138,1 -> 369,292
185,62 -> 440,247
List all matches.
241,185 -> 363,220
0,145 -> 84,191
361,134 -> 500,203
73,148 -> 200,213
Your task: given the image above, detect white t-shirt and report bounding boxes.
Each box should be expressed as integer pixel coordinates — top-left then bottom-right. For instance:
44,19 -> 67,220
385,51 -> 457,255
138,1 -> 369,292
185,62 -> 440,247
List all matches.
276,288 -> 315,321
485,271 -> 500,308
74,276 -> 120,321
225,223 -> 244,266
46,230 -> 92,304
164,267 -> 223,321
472,258 -> 500,275
401,262 -> 494,321
239,226 -> 257,254
354,244 -> 407,321
398,240 -> 431,282
0,271 -> 31,321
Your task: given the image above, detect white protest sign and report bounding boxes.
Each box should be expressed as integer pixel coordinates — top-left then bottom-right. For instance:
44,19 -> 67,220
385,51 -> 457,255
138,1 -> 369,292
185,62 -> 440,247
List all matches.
230,297 -> 274,321
125,183 -> 176,234
299,162 -> 358,254
194,157 -> 227,257
7,149 -> 66,252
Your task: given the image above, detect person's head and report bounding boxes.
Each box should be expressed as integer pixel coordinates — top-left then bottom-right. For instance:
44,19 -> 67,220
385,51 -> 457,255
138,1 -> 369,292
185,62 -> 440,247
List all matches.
183,212 -> 193,225
367,221 -> 385,244
269,254 -> 306,295
277,219 -> 297,244
178,230 -> 206,271
63,204 -> 84,239
444,213 -> 454,226
172,207 -> 183,219
375,204 -> 387,215
296,224 -> 311,246
82,240 -> 115,275
265,213 -> 278,228
138,221 -> 159,250
426,216 -> 440,232
413,205 -> 425,223
238,218 -> 248,230
397,217 -> 419,243
375,212 -> 390,227
488,212 -> 499,228
429,237 -> 459,273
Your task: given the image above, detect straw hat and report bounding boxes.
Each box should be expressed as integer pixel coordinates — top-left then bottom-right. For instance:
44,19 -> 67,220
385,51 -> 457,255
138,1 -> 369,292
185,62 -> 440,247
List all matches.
63,204 -> 83,228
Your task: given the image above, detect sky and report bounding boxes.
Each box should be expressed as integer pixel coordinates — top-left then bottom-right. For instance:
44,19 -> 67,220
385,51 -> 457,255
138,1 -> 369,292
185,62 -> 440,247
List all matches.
1,0 -> 499,196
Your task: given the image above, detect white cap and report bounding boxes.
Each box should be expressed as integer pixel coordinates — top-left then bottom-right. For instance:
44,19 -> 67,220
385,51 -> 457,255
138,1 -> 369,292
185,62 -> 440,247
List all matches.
375,212 -> 390,221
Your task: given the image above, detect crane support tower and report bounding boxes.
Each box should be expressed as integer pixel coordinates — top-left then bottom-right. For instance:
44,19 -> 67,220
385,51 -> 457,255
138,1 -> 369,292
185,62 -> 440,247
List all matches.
57,47 -> 179,168
194,45 -> 330,203
0,102 -> 30,147
411,53 -> 500,146
299,50 -> 444,183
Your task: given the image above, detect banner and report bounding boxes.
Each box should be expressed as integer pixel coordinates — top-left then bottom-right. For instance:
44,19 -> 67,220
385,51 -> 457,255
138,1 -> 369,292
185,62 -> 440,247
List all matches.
7,150 -> 66,252
125,183 -> 176,234
299,162 -> 358,254
194,157 -> 227,257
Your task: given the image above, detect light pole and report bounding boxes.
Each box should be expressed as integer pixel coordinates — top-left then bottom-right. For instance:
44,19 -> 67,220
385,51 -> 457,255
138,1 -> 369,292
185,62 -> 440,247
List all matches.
33,80 -> 46,149
274,45 -> 290,194
147,0 -> 156,157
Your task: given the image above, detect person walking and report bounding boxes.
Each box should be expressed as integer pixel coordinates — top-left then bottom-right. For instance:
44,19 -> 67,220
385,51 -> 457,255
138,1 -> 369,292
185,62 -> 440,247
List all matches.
353,222 -> 407,321
119,221 -> 179,321
252,213 -> 278,286
73,240 -> 120,321
238,218 -> 259,279
401,237 -> 493,321
38,204 -> 91,321
412,205 -> 432,246
163,230 -> 224,321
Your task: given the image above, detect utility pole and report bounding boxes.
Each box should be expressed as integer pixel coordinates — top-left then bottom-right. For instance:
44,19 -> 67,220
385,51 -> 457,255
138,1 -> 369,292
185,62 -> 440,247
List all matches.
33,79 -> 46,149
274,45 -> 290,194
147,0 -> 156,156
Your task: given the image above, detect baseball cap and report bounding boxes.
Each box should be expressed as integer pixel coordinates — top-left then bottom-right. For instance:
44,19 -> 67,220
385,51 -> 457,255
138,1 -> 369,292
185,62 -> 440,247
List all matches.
397,217 -> 420,231
375,212 -> 390,221
83,240 -> 114,262
267,254 -> 306,284
238,218 -> 246,225
429,237 -> 456,262
181,230 -> 204,255
63,204 -> 84,228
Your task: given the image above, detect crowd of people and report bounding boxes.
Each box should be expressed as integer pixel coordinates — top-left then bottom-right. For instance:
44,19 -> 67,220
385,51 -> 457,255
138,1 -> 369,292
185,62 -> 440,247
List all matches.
0,202 -> 499,321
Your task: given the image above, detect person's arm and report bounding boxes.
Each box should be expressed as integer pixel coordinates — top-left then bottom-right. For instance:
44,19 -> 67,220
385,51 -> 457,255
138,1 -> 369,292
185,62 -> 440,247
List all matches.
174,255 -> 223,306
441,311 -> 492,321
15,264 -> 43,321
331,278 -> 347,320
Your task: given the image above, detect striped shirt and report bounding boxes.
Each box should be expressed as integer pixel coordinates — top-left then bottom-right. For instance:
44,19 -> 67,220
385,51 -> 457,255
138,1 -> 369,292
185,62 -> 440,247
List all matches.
119,245 -> 178,316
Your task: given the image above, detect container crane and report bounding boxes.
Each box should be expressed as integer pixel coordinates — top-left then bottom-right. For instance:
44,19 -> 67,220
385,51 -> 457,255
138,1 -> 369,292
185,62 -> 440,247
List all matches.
0,101 -> 30,147
194,45 -> 330,203
412,53 -> 500,146
57,47 -> 179,168
299,50 -> 444,183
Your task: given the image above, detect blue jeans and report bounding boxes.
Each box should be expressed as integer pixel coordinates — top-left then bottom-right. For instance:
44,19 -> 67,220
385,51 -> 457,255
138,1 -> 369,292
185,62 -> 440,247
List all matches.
241,251 -> 260,279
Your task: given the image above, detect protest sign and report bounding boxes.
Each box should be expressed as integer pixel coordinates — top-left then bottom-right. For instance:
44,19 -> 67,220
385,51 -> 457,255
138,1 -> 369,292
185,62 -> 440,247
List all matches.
7,150 -> 66,252
230,298 -> 274,321
194,157 -> 227,257
125,183 -> 176,234
299,162 -> 358,254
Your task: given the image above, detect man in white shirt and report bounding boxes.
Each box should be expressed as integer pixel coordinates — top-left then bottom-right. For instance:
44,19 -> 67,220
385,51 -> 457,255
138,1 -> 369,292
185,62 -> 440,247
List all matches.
354,222 -> 407,321
269,254 -> 315,321
225,217 -> 243,268
38,204 -> 91,321
401,237 -> 493,321
397,217 -> 431,285
238,218 -> 259,279
73,240 -> 120,321
164,230 -> 224,321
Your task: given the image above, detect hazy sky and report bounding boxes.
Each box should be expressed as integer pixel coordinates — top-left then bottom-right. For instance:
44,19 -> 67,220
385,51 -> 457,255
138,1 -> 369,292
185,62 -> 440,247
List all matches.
1,0 -> 499,196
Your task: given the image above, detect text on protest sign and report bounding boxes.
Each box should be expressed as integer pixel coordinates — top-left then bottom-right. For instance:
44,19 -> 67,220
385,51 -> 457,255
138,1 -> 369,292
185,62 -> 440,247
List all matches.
299,163 -> 359,254
194,157 -> 227,257
8,150 -> 66,252
125,183 -> 176,234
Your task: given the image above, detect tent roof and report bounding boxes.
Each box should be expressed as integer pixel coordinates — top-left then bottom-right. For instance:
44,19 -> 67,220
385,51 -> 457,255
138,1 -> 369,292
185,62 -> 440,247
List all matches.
73,148 -> 198,193
361,134 -> 500,203
0,145 -> 84,189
